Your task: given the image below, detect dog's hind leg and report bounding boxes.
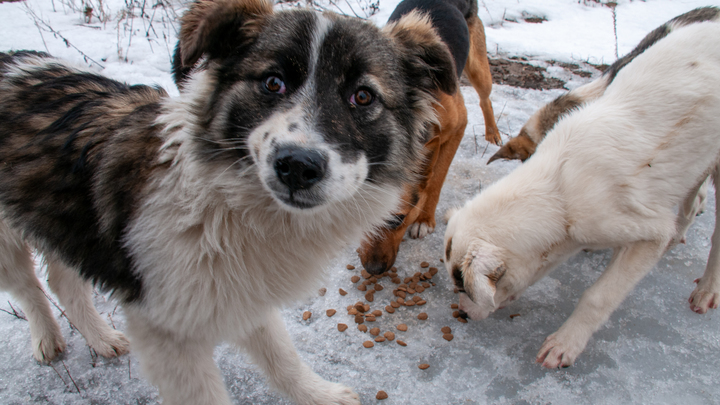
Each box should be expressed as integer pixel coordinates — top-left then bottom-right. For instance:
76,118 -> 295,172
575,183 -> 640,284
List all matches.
0,220 -> 65,362
670,176 -> 710,247
689,166 -> 720,314
465,15 -> 501,145
46,259 -> 129,358
537,239 -> 666,368
239,308 -> 360,405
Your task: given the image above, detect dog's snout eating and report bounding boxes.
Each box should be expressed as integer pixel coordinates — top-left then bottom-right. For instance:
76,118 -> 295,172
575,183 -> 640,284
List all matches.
458,309 -> 469,320
273,147 -> 327,191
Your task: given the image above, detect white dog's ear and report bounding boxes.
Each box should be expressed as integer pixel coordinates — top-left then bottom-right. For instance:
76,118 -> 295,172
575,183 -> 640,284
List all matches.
461,239 -> 505,310
444,207 -> 459,223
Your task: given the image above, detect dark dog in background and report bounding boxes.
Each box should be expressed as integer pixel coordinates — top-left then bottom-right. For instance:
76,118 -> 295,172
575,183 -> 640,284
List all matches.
0,0 -> 459,402
358,0 -> 500,275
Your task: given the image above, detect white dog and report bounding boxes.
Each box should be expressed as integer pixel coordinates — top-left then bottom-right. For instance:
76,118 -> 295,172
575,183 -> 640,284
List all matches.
444,20 -> 720,368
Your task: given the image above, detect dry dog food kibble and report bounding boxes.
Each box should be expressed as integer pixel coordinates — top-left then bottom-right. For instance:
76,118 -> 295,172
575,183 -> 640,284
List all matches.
348,308 -> 358,315
415,286 -> 425,293
365,291 -> 375,302
441,326 -> 451,334
452,310 -> 460,318
339,288 -> 348,296
351,275 -> 360,283
358,324 -> 368,332
412,296 -> 422,302
510,313 -> 521,319
397,340 -> 407,347
420,261 -> 430,268
419,364 -> 430,370
365,315 -> 376,322
429,267 -> 438,276
370,327 -> 380,336
375,337 -> 386,342
417,300 -> 427,306
358,284 -> 367,291
363,341 -> 374,348
347,264 -> 355,270
372,310 -> 382,317
450,303 -> 459,309
326,309 -> 336,317
390,301 -> 400,308
302,311 -> 311,321
397,324 -> 408,331
361,269 -> 372,279
337,323 -> 348,332
458,317 -> 468,323
355,314 -> 364,324
443,333 -> 454,341
384,331 -> 395,341
376,391 -> 388,400
417,313 -> 428,320
385,306 -> 395,313
405,301 -> 416,307
374,284 -> 383,291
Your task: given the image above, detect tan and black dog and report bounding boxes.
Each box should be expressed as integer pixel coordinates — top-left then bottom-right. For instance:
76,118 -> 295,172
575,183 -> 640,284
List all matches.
358,0 -> 500,275
0,0 -> 459,402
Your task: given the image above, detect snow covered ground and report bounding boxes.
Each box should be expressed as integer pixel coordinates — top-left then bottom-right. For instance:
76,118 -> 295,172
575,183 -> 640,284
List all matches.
1,0 -> 719,403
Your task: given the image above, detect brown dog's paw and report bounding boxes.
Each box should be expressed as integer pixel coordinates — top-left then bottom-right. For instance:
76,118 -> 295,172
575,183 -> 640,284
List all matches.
485,130 -> 502,146
689,277 -> 720,314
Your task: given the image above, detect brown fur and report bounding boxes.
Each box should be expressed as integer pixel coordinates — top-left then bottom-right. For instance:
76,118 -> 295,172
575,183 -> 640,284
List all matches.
358,13 -> 498,274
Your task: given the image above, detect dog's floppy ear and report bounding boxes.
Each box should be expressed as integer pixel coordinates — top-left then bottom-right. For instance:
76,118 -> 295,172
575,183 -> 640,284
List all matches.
461,239 -> 505,310
383,11 -> 457,95
487,129 -> 537,164
173,0 -> 273,86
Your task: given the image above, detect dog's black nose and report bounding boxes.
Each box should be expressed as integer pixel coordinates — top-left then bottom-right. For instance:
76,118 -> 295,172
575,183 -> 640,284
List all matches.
273,147 -> 327,191
458,310 -> 469,320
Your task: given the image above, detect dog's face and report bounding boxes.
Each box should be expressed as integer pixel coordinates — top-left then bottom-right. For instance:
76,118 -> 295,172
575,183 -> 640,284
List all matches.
173,0 -> 457,212
444,209 -> 510,320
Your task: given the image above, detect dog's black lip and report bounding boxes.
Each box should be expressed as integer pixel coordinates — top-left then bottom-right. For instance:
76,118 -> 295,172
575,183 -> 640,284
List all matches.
458,309 -> 469,320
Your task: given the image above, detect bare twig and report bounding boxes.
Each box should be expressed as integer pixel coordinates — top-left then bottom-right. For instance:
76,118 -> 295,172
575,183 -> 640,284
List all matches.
62,360 -> 82,393
1,301 -> 27,321
50,363 -> 69,387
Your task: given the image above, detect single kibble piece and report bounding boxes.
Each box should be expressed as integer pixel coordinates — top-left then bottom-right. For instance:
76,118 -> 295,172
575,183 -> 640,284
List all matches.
422,282 -> 431,288
441,326 -> 452,334
375,337 -> 386,342
510,313 -> 521,319
339,288 -> 347,296
376,391 -> 388,400
365,315 -> 376,322
423,271 -> 433,279
443,333 -> 454,341
397,324 -> 408,332
406,288 -> 416,295
390,301 -> 400,308
412,296 -> 422,303
429,267 -> 438,275
385,306 -> 395,314
363,304 -> 370,312
363,341 -> 374,348
419,364 -> 430,370
318,288 -> 327,296
374,284 -> 384,291
417,313 -> 428,320
452,310 -> 460,318
454,287 -> 459,294
358,284 -> 367,291
337,323 -> 348,332
363,279 -> 372,286
358,324 -> 368,332
415,286 -> 425,293
397,340 -> 407,347
458,317 -> 468,323
326,309 -> 336,317
355,315 -> 364,324
361,269 -> 372,279
417,300 -> 427,306
365,291 -> 375,302
396,291 -> 407,299
347,264 -> 355,270
372,310 -> 382,317
451,303 -> 459,309
348,308 -> 358,315
355,303 -> 366,312
383,331 -> 395,341
405,301 -> 416,307
420,261 -> 430,268
370,327 -> 380,336
392,277 -> 402,284
302,311 -> 311,321
397,297 -> 405,304
351,275 -> 361,283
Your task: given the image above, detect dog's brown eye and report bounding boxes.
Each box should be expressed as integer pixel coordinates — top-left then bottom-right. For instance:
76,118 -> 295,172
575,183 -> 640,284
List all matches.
351,89 -> 373,106
264,76 -> 286,94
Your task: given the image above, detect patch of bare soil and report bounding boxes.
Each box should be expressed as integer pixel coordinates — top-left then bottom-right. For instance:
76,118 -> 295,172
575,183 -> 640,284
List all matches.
485,58 -> 566,90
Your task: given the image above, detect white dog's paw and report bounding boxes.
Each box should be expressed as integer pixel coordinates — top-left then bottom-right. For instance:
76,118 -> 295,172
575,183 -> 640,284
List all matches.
87,328 -> 130,358
296,381 -> 360,405
407,222 -> 434,239
536,331 -> 587,369
31,326 -> 66,363
689,277 -> 720,314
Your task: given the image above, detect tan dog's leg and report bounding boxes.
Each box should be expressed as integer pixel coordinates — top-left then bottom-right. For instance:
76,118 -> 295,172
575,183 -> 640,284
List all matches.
537,239 -> 666,368
239,309 -> 361,405
0,219 -> 65,362
46,259 -> 130,358
689,167 -> 720,314
465,15 -> 501,145
671,176 -> 709,247
408,91 -> 468,238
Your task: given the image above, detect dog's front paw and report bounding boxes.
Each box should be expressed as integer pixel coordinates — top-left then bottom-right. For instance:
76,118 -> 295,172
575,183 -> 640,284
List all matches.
536,331 -> 587,369
87,328 -> 130,358
32,327 -> 66,363
689,277 -> 720,314
295,381 -> 360,405
407,221 -> 434,239
485,130 -> 502,146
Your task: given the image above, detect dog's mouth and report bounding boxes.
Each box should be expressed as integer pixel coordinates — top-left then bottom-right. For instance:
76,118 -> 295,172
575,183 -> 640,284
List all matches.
272,188 -> 325,210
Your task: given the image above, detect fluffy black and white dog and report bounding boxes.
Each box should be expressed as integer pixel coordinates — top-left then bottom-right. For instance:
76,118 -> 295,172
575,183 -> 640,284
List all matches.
0,0 -> 458,403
